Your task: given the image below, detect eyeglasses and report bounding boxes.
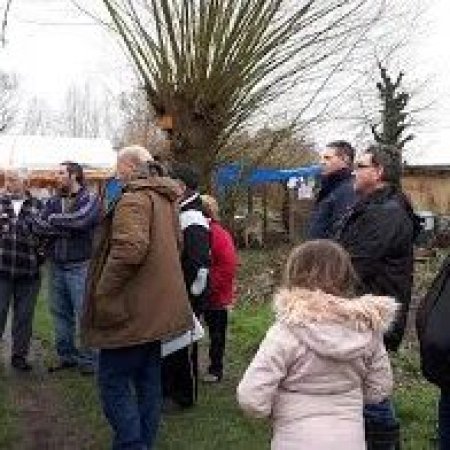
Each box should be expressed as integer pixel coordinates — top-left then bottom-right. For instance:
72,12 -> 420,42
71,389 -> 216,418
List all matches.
354,162 -> 374,169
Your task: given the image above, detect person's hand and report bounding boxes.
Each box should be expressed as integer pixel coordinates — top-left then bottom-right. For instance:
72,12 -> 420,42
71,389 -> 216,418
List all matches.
0,212 -> 10,233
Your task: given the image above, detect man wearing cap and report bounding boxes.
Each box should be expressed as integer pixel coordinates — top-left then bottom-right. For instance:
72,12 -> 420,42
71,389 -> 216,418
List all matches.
163,162 -> 211,409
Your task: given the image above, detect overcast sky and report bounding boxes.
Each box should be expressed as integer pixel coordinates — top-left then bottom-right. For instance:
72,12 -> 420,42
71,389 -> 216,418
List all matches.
1,0 -> 449,158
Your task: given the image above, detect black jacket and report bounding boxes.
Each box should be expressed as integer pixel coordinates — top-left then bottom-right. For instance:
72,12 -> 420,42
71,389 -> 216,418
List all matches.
336,185 -> 416,351
0,194 -> 44,279
308,168 -> 356,239
416,255 -> 450,389
179,193 -> 210,314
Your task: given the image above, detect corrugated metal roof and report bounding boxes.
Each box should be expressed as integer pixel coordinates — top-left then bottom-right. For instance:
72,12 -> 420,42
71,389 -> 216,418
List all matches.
0,135 -> 116,170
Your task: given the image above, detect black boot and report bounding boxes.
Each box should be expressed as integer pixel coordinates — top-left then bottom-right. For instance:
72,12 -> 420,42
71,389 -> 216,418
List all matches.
365,420 -> 401,450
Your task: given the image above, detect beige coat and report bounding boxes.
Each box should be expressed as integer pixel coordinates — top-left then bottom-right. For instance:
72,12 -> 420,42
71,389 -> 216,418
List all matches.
82,177 -> 193,349
237,288 -> 396,450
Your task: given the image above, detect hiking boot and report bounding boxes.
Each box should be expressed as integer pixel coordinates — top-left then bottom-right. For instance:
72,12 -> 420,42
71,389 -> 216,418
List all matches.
79,365 -> 95,376
47,361 -> 77,373
11,356 -> 32,372
162,398 -> 186,415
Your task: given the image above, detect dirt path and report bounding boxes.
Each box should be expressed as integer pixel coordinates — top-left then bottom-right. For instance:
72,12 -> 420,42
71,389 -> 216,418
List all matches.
0,324 -> 95,450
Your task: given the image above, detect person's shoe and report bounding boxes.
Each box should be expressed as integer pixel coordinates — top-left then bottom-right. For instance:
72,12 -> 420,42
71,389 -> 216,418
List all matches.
202,373 -> 221,383
47,361 -> 77,373
79,365 -> 95,376
162,397 -> 185,414
11,356 -> 32,372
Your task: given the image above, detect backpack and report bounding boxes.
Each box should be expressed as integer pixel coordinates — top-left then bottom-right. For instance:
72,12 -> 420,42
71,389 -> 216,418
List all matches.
416,255 -> 450,388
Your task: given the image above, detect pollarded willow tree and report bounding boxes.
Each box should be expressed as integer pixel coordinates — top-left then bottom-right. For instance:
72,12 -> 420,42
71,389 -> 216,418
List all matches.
101,0 -> 388,183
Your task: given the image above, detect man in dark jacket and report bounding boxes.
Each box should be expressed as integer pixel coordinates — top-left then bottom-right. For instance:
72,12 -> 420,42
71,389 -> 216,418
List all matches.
336,144 -> 417,449
163,162 -> 210,409
308,140 -> 357,239
31,162 -> 100,374
0,171 -> 44,371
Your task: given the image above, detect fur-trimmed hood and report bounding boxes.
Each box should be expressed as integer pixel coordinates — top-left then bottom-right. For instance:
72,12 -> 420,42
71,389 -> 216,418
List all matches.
273,288 -> 398,360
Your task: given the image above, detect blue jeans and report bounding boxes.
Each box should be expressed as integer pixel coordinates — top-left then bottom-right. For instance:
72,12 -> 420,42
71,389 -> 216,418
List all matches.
364,398 -> 398,427
49,261 -> 94,369
439,390 -> 450,450
98,341 -> 162,450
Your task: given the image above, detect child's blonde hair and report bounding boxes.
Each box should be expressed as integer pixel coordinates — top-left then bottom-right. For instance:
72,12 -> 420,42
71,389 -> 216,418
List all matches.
201,194 -> 220,220
284,240 -> 359,297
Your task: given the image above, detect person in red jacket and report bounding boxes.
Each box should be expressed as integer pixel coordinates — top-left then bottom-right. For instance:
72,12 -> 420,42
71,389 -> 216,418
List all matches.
201,195 -> 238,383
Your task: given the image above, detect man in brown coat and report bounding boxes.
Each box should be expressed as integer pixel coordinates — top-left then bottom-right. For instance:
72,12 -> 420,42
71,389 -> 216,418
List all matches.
82,145 -> 193,450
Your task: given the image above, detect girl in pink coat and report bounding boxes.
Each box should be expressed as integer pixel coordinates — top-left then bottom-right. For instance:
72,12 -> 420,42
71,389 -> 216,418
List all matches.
237,240 -> 396,450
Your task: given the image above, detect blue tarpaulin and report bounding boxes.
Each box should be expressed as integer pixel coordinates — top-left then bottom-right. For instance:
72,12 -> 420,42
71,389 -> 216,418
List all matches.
215,163 -> 321,189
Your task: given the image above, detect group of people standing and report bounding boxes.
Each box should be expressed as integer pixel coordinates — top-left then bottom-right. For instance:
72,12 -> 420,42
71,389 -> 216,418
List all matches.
237,141 -> 425,450
0,146 -> 238,450
0,139 -> 444,450
0,162 -> 99,374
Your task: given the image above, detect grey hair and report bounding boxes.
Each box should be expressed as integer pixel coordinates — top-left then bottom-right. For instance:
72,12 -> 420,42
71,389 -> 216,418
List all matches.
117,145 -> 154,166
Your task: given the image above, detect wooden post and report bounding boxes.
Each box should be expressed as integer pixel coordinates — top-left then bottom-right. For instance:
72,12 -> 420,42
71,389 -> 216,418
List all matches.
247,186 -> 253,214
262,184 -> 268,243
288,188 -> 296,243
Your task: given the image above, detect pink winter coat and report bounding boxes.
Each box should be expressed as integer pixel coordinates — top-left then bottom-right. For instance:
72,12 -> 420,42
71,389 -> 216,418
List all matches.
237,288 -> 397,450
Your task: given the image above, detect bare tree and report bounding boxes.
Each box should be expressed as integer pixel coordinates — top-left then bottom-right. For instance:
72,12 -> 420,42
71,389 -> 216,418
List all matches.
21,84 -> 116,139
319,0 -> 430,149
21,97 -> 54,135
115,87 -> 168,153
99,0 -> 390,183
0,70 -> 17,132
222,126 -> 317,169
58,84 -> 102,137
1,0 -> 13,47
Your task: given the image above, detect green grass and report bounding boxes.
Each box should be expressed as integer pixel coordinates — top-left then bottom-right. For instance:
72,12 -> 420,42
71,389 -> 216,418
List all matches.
33,280 -> 54,350
155,303 -> 272,450
393,346 -> 439,449
32,288 -> 273,450
25,250 -> 440,449
0,368 -> 18,449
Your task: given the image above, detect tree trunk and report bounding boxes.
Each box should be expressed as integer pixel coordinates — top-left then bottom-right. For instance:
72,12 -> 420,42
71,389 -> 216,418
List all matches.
156,97 -> 223,191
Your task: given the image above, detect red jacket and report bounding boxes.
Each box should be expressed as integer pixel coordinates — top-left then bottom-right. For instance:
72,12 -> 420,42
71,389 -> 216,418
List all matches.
208,220 -> 238,308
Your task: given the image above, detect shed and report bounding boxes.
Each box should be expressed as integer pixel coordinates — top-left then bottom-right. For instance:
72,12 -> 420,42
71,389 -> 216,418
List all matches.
403,148 -> 450,214
0,135 -> 116,193
215,164 -> 321,243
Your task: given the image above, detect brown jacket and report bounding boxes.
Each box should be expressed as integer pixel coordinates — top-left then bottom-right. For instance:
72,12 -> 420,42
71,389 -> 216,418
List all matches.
237,288 -> 396,450
82,177 -> 193,349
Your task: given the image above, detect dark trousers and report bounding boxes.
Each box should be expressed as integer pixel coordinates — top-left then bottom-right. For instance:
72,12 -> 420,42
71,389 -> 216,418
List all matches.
365,399 -> 400,450
0,276 -> 40,360
204,309 -> 228,379
439,390 -> 450,450
98,341 -> 162,450
162,343 -> 198,408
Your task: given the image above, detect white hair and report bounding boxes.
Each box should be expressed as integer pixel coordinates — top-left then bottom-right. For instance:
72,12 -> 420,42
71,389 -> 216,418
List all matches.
117,145 -> 154,165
